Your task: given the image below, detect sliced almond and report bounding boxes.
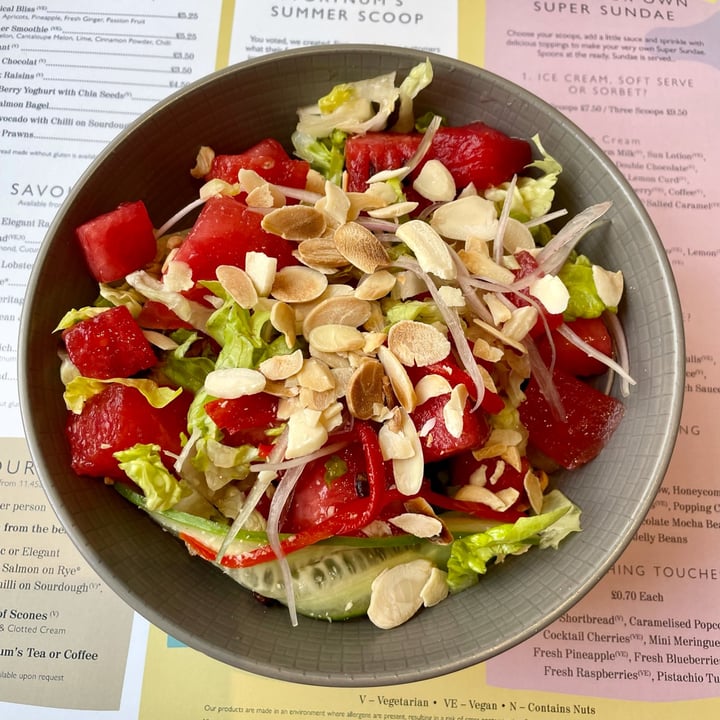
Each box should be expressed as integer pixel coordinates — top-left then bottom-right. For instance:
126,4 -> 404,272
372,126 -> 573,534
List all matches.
388,408 -> 424,495
437,285 -> 465,308
389,513 -> 443,538
367,559 -> 433,629
333,221 -> 390,274
457,247 -> 516,284
285,407 -> 327,459
346,359 -> 386,420
412,159 -> 456,202
297,236 -> 350,270
420,567 -> 450,607
377,345 -> 417,413
524,469 -> 545,515
246,183 -> 285,208
366,200 -> 419,219
237,168 -> 269,194
142,330 -> 179,351
592,265 -> 624,308
258,349 -> 304,381
454,484 -> 514,511
414,374 -> 452,405
302,295 -> 372,337
190,145 -> 215,179
395,220 -> 455,280
387,320 -> 451,367
163,258 -> 194,293
308,324 -> 365,354
430,195 -> 498,242
297,357 -> 336,392
484,292 -> 513,325
269,301 -> 296,348
502,305 -> 539,342
244,251 -> 277,297
354,269 -> 397,301
315,180 -> 351,226
472,337 -> 505,364
529,275 -> 569,315
204,367 -> 266,399
271,265 -> 328,303
216,264 -> 259,309
199,178 -> 238,201
261,205 -> 327,241
442,384 -> 468,439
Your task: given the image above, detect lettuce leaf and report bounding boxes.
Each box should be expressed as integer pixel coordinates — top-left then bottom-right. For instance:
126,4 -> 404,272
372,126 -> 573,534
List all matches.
63,376 -> 182,414
114,443 -> 189,512
446,490 -> 581,592
558,254 -> 609,320
162,330 -> 215,394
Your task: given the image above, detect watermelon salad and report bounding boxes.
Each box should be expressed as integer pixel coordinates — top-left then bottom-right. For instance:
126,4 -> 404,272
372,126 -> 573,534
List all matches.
56,61 -> 633,629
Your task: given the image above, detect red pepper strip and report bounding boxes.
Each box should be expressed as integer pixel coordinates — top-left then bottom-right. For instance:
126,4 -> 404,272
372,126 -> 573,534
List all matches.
185,421 -> 390,569
418,483 -> 524,523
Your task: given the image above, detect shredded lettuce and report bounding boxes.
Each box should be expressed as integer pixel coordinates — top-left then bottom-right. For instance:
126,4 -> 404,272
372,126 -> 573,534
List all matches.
392,59 -> 434,133
162,330 -> 215,394
558,254 -> 612,320
292,129 -> 347,185
54,306 -> 108,331
114,443 -> 189,512
63,376 -> 182,414
383,298 -> 444,327
446,490 -> 581,592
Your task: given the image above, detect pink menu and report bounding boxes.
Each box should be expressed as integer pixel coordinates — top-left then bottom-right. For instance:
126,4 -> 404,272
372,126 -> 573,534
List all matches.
483,0 -> 720,702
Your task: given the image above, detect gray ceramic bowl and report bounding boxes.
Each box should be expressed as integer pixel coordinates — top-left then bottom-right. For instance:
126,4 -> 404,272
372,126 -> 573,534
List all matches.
19,45 -> 684,686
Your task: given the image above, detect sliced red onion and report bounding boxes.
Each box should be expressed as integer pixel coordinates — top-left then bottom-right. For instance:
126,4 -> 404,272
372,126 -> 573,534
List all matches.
493,174 -> 517,265
155,197 -> 207,238
601,311 -> 634,397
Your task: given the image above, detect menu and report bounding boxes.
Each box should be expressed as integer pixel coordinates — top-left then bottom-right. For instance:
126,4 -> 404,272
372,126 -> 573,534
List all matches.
1,1 -> 719,718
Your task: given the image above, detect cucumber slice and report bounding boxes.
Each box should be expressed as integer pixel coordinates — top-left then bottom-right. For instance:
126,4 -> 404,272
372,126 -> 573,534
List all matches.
145,503 -> 450,621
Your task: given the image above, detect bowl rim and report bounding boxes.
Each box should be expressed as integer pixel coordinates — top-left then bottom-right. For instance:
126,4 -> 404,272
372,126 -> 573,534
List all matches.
18,43 -> 685,686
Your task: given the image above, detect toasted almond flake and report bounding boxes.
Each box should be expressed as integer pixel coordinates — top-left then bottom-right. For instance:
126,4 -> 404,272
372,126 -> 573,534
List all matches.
377,345 -> 417,413
487,460 -> 507,485
484,292 -> 513,324
237,168 -> 268,193
330,366 -> 354,398
308,345 -> 351,369
261,205 -> 327,241
269,301 -> 296,348
362,331 -> 387,354
259,349 -> 304,381
285,407 -> 328,459
418,418 -> 436,437
296,236 -> 350,269
299,386 -> 336,412
412,159 -> 456,202
200,178 -> 238,201
389,512 -> 443,538
390,408 -> 424,495
378,413 -> 416,461
190,145 -> 215,179
315,180 -> 351,226
333,221 -> 390,274
502,306 -> 539,342
346,183 -> 396,217
354,269 -> 397,301
502,444 -> 523,473
302,295 -> 372,337
263,379 -> 299,398
491,427 -> 524,447
430,195 -> 498,242
297,357 -> 336,392
216,264 -> 259,309
308,324 -> 365,354
503,217 -> 535,252
321,401 -> 344,433
420,567 -> 450,607
204,367 -> 266,399
364,301 -> 386,333
592,265 -> 624,308
454,484 -> 511,511
244,251 -> 277,297
472,337 -> 505,363
367,166 -> 411,184
442,384 -> 468,439
473,317 -> 527,354
143,330 -> 179,350
387,320 -> 451,367
472,442 -> 510,462
457,247 -> 516,284
271,265 -> 328,303
468,465 -> 488,487
437,285 -> 465,308
414,374 -> 453,405
246,183 -> 285,208
395,220 -> 456,280
524,469 -> 545,515
529,274 -> 570,315
367,559 -> 433,629
366,200 -> 419,219
361,519 -> 393,538
305,168 -> 326,195
346,359 -> 387,420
